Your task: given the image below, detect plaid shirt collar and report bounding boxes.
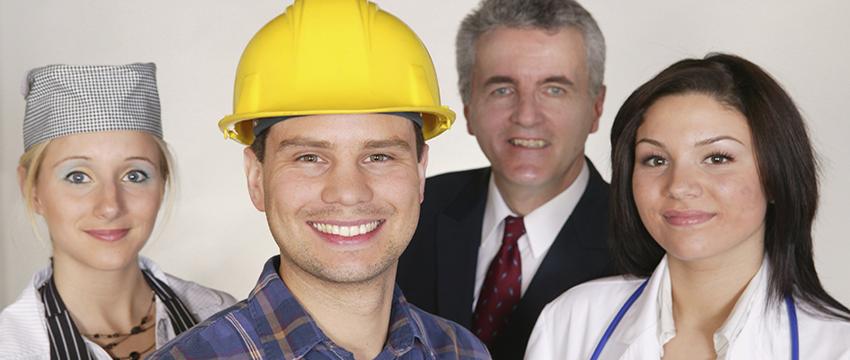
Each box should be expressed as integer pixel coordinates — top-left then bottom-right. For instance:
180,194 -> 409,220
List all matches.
247,256 -> 429,359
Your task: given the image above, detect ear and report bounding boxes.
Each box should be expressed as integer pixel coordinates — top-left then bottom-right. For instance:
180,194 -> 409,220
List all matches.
590,85 -> 606,134
18,165 -> 43,214
464,105 -> 475,135
417,143 -> 429,203
243,147 -> 266,212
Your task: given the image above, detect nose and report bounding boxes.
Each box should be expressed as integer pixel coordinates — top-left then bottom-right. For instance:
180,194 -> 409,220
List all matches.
511,93 -> 542,128
321,162 -> 374,206
94,181 -> 125,220
665,162 -> 702,200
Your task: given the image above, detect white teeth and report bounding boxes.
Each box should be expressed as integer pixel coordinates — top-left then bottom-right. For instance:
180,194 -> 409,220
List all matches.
510,138 -> 547,148
311,220 -> 381,237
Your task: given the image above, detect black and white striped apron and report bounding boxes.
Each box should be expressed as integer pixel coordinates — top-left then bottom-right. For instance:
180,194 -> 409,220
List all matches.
39,270 -> 198,360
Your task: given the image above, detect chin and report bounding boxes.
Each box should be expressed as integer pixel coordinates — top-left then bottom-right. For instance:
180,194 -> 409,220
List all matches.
660,240 -> 719,263
501,167 -> 551,186
77,249 -> 140,272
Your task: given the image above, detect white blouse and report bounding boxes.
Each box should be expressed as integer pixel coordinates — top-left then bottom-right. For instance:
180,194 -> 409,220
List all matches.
0,257 -> 237,359
526,256 -> 850,359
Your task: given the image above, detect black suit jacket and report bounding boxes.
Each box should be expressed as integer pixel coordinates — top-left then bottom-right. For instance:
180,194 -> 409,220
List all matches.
397,159 -> 616,359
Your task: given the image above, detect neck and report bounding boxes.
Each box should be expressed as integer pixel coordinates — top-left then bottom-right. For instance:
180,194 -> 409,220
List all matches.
51,253 -> 152,335
280,259 -> 397,360
494,157 -> 584,216
667,248 -> 764,334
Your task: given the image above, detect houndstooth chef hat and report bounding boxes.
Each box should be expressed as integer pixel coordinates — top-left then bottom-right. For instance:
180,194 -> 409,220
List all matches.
21,63 -> 162,150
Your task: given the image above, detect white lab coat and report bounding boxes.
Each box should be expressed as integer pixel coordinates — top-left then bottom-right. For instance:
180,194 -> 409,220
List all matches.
0,257 -> 237,359
525,256 -> 850,360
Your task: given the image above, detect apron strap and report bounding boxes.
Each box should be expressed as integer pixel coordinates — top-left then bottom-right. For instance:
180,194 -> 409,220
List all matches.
142,270 -> 198,335
39,276 -> 95,360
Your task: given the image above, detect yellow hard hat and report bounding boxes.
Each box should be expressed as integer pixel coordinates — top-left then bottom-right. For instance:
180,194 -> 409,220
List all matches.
218,0 -> 455,145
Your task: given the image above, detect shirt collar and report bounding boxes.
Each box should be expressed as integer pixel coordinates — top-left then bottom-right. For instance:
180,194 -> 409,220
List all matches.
482,161 -> 589,258
247,256 -> 429,359
656,256 -> 769,358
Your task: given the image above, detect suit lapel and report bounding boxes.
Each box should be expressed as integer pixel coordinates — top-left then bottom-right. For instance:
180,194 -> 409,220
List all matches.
435,169 -> 490,327
494,160 -> 614,358
520,160 -> 611,310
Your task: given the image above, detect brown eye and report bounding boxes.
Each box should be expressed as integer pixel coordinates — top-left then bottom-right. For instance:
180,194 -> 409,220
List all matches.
367,154 -> 392,162
297,154 -> 320,162
704,153 -> 733,164
642,156 -> 667,167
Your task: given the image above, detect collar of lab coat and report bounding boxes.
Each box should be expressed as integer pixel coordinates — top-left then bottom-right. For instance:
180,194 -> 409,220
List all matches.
601,256 -> 772,359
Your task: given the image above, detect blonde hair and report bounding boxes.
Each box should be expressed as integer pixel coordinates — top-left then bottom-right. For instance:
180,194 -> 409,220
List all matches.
18,134 -> 177,242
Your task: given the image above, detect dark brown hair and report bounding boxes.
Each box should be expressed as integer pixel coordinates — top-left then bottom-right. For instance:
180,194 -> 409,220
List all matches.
610,53 -> 849,320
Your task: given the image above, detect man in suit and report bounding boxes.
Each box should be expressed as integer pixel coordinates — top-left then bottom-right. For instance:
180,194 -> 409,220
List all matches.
397,0 -> 615,358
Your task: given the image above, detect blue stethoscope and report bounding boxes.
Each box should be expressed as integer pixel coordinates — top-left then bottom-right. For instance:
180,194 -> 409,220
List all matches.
589,279 -> 799,360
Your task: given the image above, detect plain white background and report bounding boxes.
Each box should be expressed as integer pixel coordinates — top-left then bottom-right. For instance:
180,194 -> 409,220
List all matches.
1,0 -> 848,309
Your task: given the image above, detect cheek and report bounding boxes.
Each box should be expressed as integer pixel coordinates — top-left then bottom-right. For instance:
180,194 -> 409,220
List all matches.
631,172 -> 656,210
375,172 -> 421,209
267,172 -> 318,217
716,175 -> 767,221
35,185 -> 87,227
128,188 -> 165,223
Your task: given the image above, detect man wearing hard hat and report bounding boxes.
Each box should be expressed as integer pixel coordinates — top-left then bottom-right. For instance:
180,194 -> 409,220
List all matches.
148,0 -> 489,359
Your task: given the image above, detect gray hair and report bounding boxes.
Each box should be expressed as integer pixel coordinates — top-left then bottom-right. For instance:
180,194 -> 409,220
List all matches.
456,0 -> 606,104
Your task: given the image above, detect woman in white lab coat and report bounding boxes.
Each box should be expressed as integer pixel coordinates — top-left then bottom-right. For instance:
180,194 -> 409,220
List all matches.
526,53 -> 850,359
0,63 -> 236,359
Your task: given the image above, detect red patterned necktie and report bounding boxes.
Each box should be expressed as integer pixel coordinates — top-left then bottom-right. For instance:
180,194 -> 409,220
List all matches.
472,215 -> 525,347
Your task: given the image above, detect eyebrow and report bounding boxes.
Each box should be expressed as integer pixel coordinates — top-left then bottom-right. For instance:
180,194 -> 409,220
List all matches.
275,136 -> 412,152
364,138 -> 412,151
275,137 -> 333,151
483,76 -> 515,88
482,75 -> 575,88
541,75 -> 575,88
635,135 -> 745,148
52,156 -> 157,169
694,135 -> 744,147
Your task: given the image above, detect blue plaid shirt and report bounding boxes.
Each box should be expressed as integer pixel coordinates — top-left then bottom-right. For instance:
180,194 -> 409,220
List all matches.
149,256 -> 490,359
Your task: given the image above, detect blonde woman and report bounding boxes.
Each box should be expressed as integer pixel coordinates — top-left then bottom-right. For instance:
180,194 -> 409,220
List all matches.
0,63 -> 236,359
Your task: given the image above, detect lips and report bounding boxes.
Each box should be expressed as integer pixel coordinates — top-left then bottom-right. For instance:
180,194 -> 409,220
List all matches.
84,229 -> 130,242
509,138 -> 548,149
308,220 -> 384,245
663,210 -> 716,226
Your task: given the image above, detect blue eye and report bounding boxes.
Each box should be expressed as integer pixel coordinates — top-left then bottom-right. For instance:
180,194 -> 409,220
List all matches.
64,171 -> 92,184
544,86 -> 566,96
492,87 -> 514,96
124,170 -> 150,183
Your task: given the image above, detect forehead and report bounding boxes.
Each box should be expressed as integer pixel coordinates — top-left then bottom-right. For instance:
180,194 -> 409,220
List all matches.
266,113 -> 416,144
638,93 -> 752,142
473,26 -> 587,81
42,131 -> 162,162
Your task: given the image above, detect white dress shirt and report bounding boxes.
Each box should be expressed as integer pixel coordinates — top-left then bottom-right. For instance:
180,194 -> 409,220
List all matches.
473,162 -> 589,308
526,256 -> 850,359
0,257 -> 237,359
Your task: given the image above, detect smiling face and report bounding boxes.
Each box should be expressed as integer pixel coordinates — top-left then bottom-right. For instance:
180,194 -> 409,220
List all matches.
465,26 -> 604,199
244,114 -> 427,285
31,131 -> 165,271
632,93 -> 767,265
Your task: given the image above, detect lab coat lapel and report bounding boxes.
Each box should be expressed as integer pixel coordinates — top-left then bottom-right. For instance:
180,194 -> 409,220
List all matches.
600,258 -> 670,359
